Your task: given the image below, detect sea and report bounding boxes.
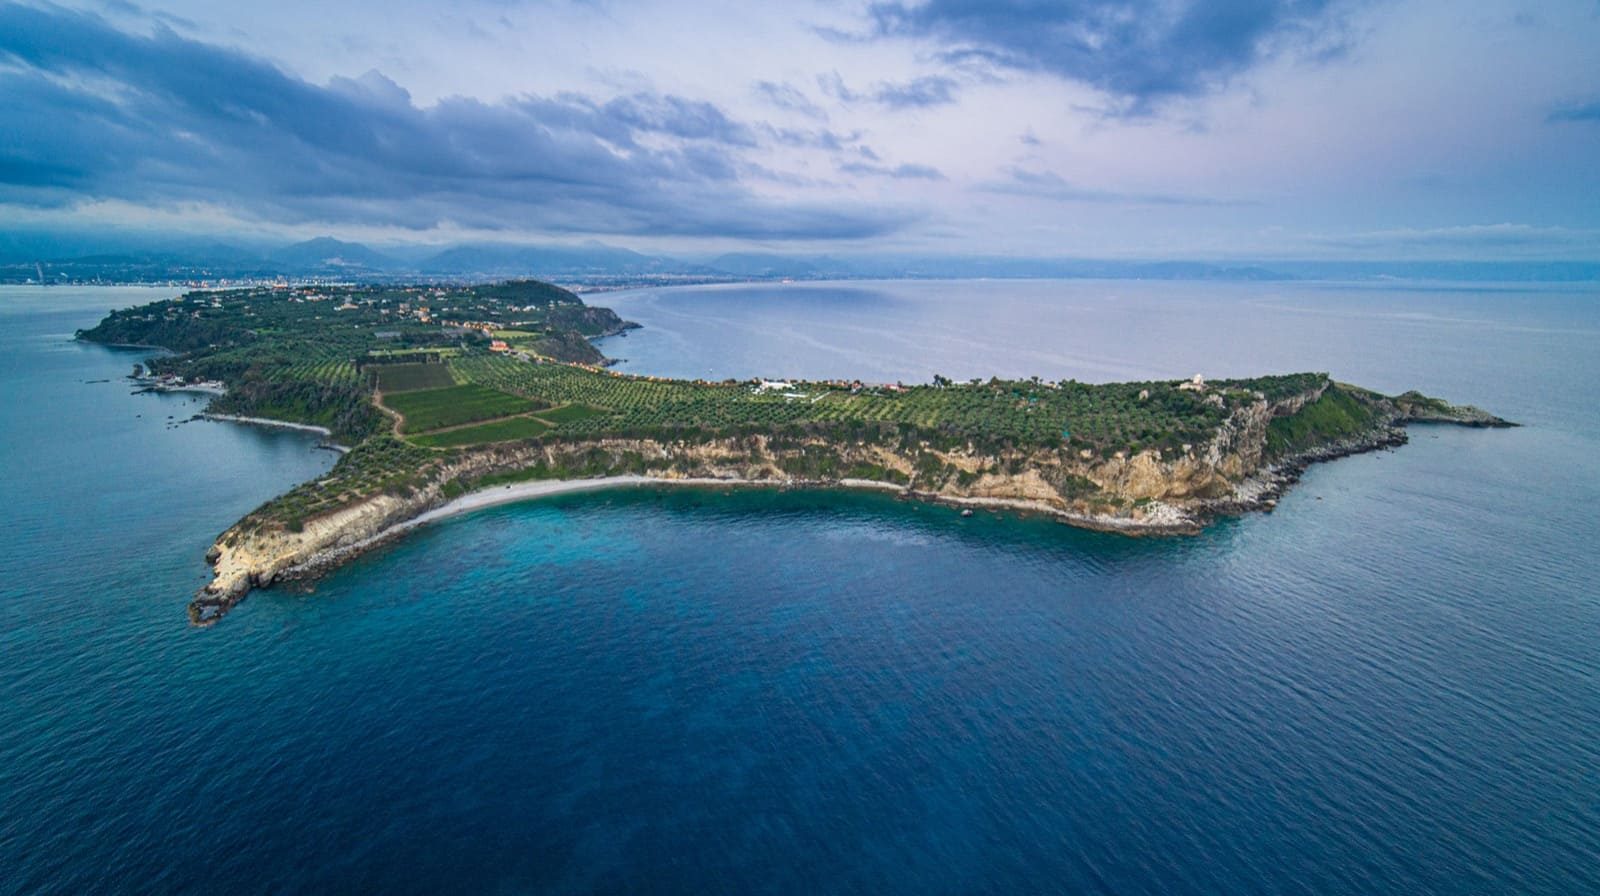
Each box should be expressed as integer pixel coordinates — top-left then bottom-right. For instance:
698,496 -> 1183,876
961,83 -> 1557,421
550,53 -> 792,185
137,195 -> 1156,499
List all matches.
1,280 -> 1597,894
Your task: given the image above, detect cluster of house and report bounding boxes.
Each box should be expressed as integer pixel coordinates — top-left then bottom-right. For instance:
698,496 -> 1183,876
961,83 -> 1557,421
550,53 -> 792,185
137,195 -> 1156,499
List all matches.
385,302 -> 435,322
139,372 -> 226,393
752,378 -> 906,397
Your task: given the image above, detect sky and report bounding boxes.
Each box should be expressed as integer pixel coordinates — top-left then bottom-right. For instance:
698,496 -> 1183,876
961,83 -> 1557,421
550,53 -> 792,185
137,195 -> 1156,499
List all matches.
1,0 -> 1598,260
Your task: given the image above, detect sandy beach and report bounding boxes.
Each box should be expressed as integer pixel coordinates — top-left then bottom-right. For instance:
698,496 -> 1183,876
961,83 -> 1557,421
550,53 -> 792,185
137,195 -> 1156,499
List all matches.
404,475 -> 907,531
350,473 -> 1186,563
272,475 -> 911,586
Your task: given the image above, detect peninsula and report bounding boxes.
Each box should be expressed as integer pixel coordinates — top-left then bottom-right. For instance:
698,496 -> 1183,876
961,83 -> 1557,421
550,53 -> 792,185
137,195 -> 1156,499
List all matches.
77,280 -> 1513,625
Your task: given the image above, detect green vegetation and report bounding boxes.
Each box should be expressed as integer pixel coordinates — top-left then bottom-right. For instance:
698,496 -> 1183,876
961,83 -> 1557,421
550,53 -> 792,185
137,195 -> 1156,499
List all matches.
384,383 -> 545,433
533,403 -> 610,426
449,465 -> 562,496
205,351 -> 377,441
471,280 -> 584,307
1265,385 -> 1379,458
452,354 -> 1317,456
410,416 -> 552,448
82,278 -> 1337,462
85,279 -> 1449,539
373,362 -> 457,393
225,435 -> 441,537
364,347 -> 461,360
76,280 -> 629,441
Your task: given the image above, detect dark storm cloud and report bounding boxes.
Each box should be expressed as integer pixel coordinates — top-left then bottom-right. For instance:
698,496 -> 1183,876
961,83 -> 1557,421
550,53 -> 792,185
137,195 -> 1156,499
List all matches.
866,0 -> 1358,111
0,2 -> 910,239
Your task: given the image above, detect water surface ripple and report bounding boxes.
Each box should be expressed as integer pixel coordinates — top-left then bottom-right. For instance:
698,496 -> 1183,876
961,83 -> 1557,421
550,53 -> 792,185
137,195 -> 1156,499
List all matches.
1,281 -> 1597,894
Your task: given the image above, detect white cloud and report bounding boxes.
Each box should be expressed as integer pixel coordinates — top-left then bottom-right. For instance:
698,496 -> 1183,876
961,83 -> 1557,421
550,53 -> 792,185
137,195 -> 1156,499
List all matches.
16,0 -> 1600,259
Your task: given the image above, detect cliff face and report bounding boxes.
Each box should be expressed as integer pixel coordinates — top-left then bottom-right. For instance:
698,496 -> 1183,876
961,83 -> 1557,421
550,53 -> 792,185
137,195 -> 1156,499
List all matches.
196,380 -> 1331,622
192,378 -> 1511,624
196,492 -> 416,622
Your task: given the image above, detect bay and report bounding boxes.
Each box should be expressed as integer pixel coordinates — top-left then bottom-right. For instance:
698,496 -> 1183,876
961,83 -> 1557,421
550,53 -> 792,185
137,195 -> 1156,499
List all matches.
1,280 -> 1597,894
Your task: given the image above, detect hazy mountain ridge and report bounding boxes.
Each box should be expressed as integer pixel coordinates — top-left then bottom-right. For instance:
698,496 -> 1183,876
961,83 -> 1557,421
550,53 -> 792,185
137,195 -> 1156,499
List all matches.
4,232 -> 1598,284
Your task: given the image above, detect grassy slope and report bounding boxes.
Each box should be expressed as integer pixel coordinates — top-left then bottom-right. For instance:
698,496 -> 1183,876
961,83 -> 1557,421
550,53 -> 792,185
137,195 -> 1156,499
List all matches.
1264,385 -> 1381,459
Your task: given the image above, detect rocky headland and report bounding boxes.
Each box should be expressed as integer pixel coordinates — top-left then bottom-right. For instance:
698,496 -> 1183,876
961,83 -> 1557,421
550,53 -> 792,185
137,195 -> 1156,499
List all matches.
190,377 -> 1512,625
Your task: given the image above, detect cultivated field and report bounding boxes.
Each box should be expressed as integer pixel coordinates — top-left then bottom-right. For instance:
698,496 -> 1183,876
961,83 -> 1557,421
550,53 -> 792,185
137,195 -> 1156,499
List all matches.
410,416 -> 552,448
532,403 -> 610,426
373,362 -> 457,393
445,354 -> 1307,456
384,383 -> 546,433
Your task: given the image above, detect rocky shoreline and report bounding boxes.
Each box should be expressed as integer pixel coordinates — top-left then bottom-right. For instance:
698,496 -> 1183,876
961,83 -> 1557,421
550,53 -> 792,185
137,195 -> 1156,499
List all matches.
190,473 -> 1203,625
188,383 -> 1514,627
182,424 -> 1392,625
1200,422 -> 1411,518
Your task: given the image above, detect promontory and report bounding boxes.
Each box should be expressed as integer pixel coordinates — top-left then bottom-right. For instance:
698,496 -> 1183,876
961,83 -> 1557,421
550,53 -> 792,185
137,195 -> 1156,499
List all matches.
76,280 -> 1513,625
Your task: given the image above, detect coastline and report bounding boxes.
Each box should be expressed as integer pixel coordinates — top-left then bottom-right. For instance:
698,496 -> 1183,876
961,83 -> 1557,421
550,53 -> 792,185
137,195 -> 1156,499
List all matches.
121,370 -> 348,448
269,476 -> 914,593
132,378 -> 226,396
72,281 -> 1515,629
411,475 -> 905,528
202,413 -> 350,451
281,420 -> 1422,589
190,389 -> 1513,626
259,473 -> 1204,604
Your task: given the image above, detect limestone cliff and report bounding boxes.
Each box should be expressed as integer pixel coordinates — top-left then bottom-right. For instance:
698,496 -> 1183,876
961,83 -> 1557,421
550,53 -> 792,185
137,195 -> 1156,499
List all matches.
192,377 -> 1511,625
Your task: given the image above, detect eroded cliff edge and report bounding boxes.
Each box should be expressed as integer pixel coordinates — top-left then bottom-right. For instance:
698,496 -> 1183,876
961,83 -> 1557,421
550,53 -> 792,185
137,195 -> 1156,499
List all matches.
191,377 -> 1512,625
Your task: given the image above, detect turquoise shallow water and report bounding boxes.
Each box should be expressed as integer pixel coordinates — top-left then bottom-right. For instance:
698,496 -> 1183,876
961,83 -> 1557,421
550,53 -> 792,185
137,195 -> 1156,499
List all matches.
2,282 -> 1598,894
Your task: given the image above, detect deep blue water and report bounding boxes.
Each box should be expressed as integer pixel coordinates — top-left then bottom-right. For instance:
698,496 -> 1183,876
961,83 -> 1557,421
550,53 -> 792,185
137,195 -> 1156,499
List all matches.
2,281 -> 1598,894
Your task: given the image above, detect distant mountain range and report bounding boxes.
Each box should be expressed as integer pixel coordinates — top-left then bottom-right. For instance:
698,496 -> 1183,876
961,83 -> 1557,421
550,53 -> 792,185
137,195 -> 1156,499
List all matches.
2,232 -> 1597,284
419,242 -> 702,277
267,237 -> 397,271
